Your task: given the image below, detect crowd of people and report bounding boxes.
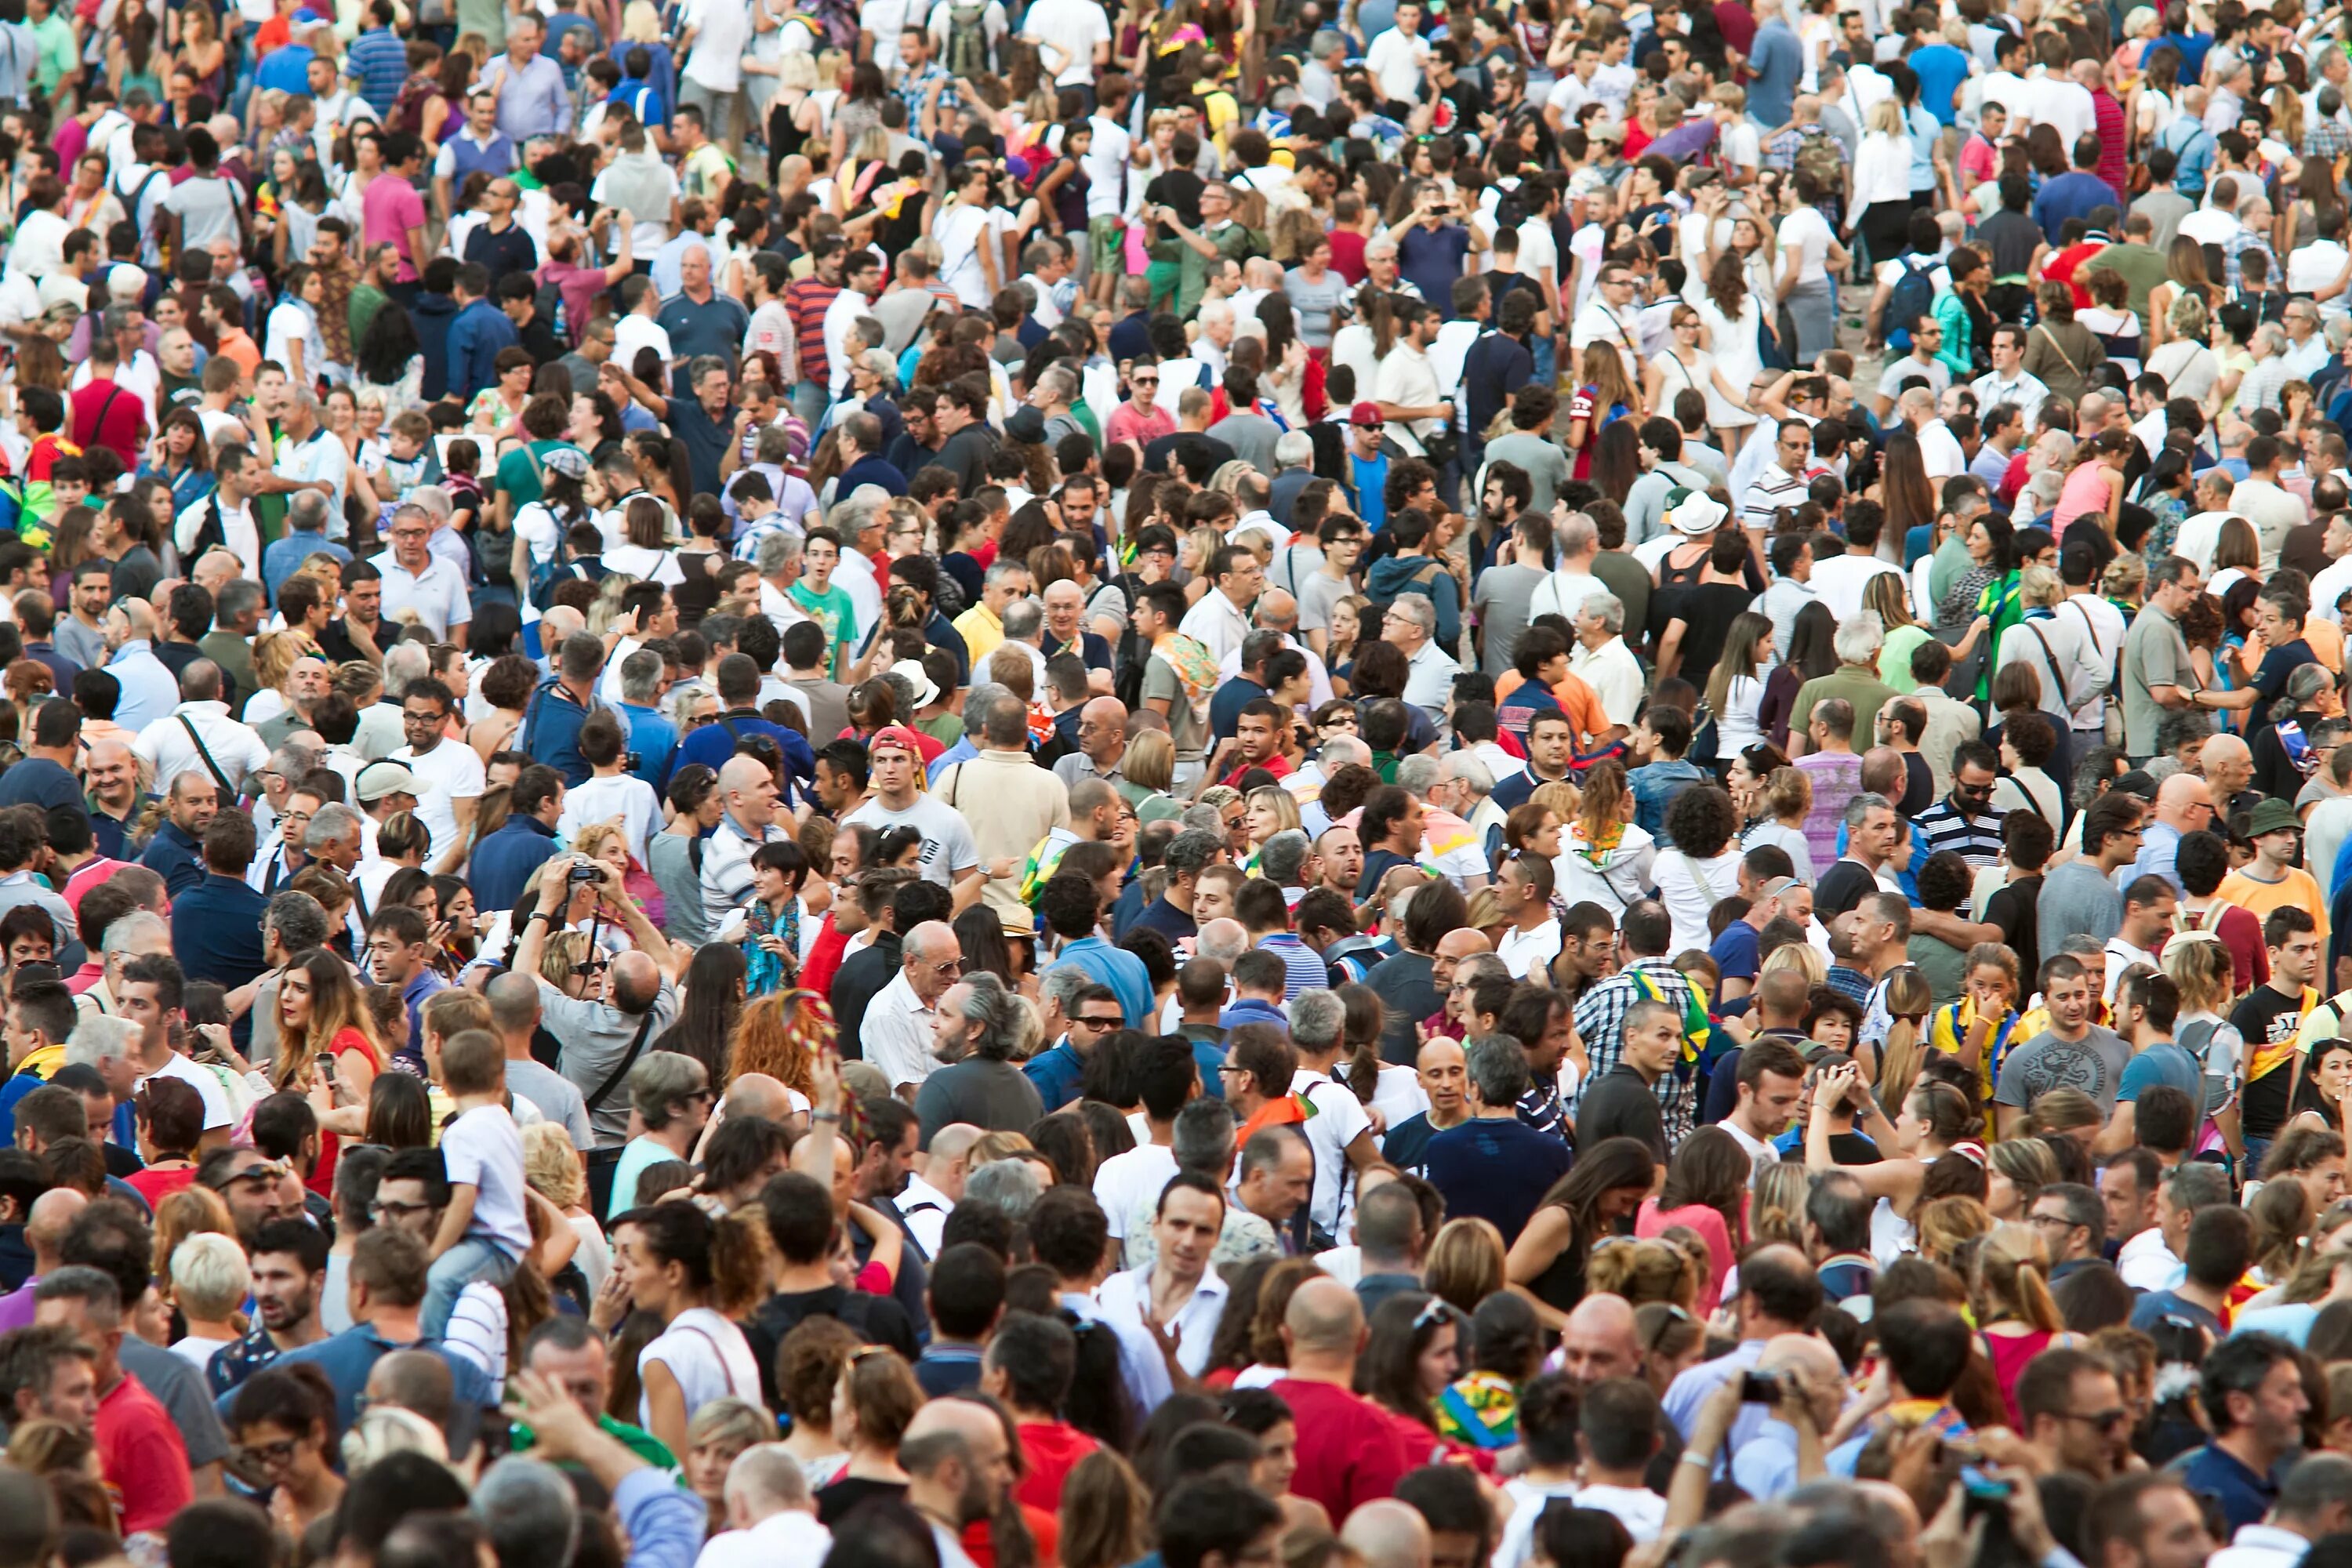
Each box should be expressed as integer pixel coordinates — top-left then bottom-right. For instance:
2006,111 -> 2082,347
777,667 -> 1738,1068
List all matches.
19,4 -> 2352,1568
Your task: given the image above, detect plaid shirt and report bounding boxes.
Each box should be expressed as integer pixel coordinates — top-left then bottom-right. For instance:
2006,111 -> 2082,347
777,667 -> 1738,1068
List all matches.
2224,227 -> 2277,291
2308,120 -> 2352,162
1571,957 -> 1698,1147
896,61 -> 958,120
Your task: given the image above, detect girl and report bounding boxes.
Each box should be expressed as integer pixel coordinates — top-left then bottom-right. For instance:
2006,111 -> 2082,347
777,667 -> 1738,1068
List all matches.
1634,1126 -> 1748,1315
1926,943 -> 2024,1126
1973,1222 -> 2074,1425
1565,348 -> 1641,484
1806,1065 -> 1976,1265
143,411 -> 214,518
735,841 -> 813,997
1734,752 -> 1815,882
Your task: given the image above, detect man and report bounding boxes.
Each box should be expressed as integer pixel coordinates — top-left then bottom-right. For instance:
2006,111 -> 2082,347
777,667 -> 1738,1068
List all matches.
1912,742 -> 2010,868
1266,1277 -> 1412,1520
130,661 -> 266,799
166,815 -> 268,1047
1660,1246 -> 1824,1463
739,1171 -> 915,1408
1719,1038 -> 1803,1178
2040,793 -> 2144,956
2133,773 -> 2216,895
898,1397 -> 1014,1568
1569,593 -> 1642,729
203,1218 -> 328,1397
2100,971 -> 2204,1156
481,14 -> 571,140
509,858 -> 677,1146
2024,1185 -> 2109,1285
916,974 -> 1045,1144
1094,1171 -> 1229,1380
1997,953 -> 2131,1134
864,920 -> 964,1102
484,973 -> 590,1149
2017,1346 -> 2129,1482
0,1322 -> 98,1434
1573,999 -> 1680,1160
2233,909 -> 2324,1171
1374,299 -> 1453,459
262,1225 -> 490,1435
31,1265 -> 189,1533
1971,325 -> 2050,426
1425,1034 -> 1572,1241
2208,1454 -> 2352,1568
2125,555 -> 2207,760
2180,1332 -> 2312,1533
372,506 -> 470,644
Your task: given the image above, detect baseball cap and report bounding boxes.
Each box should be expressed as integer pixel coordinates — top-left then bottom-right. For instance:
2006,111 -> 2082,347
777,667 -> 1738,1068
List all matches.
1348,402 -> 1384,427
869,724 -> 927,758
355,762 -> 425,803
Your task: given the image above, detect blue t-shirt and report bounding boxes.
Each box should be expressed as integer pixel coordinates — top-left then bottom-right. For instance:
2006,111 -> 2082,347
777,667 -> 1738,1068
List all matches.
1396,223 -> 1472,309
1910,43 -> 1970,125
2118,1040 -> 2204,1102
1709,920 -> 1762,984
1352,451 -> 1391,531
2129,1288 -> 2223,1338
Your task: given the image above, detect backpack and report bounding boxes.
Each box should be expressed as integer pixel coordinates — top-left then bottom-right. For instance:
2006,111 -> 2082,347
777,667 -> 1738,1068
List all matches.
1793,130 -> 1846,199
391,74 -> 437,136
1886,259 -> 1938,352
942,0 -> 990,78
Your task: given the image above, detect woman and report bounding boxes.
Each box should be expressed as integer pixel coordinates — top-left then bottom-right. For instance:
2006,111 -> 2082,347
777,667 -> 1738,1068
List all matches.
265,263 -> 325,390
354,304 -> 426,412
176,3 -> 227,102
275,949 -> 384,1137
2053,430 -> 2132,555
1987,1138 -> 2057,1221
1565,348 -> 1641,484
2288,1036 -> 2352,1136
2209,517 -> 2263,599
815,1345 -> 923,1523
1685,249 -> 1764,454
524,1121 -> 608,1300
1939,513 -> 2016,699
1778,169 -> 1849,362
1704,616 -> 1775,760
1974,1222 -> 2074,1426
729,991 -> 827,1116
1504,1138 -> 1658,1326
1991,712 -> 2067,826
2209,303 -> 2259,418
1862,573 -> 1933,694
1633,1127 -> 1748,1316
1655,530 -> 1757,683
470,348 -> 536,440
1650,786 -> 1744,957
2147,293 -> 2219,401
1359,1292 -> 1463,1450
227,1363 -> 344,1533
1849,99 -> 1915,267
684,1399 -> 773,1533
1237,786 -> 1303,878
605,1202 -> 768,1459
141,409 -> 214,518
2024,281 -> 2107,408
1759,600 -> 1838,750
1644,303 -> 1751,450
2081,269 -> 2145,378
1806,1064 -> 1976,1264
1734,751 -> 1815,880
729,843 -> 811,996
1555,760 -> 1655,917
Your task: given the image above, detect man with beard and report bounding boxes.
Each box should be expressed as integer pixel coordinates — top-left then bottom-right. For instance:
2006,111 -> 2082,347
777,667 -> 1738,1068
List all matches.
205,1218 -> 328,1396
2017,1346 -> 2129,1482
900,1396 -> 1017,1568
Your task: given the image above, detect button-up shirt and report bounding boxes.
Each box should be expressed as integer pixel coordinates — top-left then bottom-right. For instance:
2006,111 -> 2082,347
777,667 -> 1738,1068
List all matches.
482,49 -> 572,141
864,969 -> 939,1094
1569,634 -> 1643,727
1094,1262 -> 1229,1379
107,641 -> 181,732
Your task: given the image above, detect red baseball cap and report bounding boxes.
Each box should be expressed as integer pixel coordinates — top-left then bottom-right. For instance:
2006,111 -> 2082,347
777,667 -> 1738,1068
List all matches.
1348,402 -> 1384,427
869,725 -> 927,759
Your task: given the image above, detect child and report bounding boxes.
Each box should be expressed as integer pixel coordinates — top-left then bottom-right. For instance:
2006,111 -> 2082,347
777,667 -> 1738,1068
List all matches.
442,437 -> 485,537
1436,1289 -> 1544,1448
374,410 -> 441,509
421,1027 -> 530,1338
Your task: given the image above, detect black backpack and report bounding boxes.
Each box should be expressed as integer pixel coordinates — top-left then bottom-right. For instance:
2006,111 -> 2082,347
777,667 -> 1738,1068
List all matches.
1886,258 -> 1939,352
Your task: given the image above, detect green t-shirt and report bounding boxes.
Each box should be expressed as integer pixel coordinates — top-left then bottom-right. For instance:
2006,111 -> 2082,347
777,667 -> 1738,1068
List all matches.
350,284 -> 390,358
31,16 -> 74,93
512,1415 -> 675,1472
788,580 -> 857,670
495,440 -> 583,507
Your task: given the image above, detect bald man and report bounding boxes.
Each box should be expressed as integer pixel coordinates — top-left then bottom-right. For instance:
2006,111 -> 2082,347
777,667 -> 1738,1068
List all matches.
2136,772 -> 2216,895
866,920 -> 964,1101
899,1122 -> 979,1256
1269,1276 -> 1414,1519
702,1445 -> 833,1568
900,1398 -> 1013,1560
721,1073 -> 795,1125
1341,1500 -> 1433,1568
511,851 -> 681,1145
485,970 -> 593,1149
1732,1333 -> 1847,1501
1054,695 -> 1131,789
2200,733 -> 2256,819
1661,1244 -> 1824,1464
0,1188 -> 88,1331
1559,1294 -> 1640,1391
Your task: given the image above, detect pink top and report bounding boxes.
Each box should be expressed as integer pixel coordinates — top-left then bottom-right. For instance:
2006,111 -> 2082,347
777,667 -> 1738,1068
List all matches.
1982,1327 -> 2060,1427
362,176 -> 430,282
1635,1199 -> 1740,1316
2051,461 -> 2114,532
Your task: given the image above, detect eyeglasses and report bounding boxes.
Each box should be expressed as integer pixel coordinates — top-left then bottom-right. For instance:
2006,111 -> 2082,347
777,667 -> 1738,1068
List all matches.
236,1436 -> 301,1468
2057,1407 -> 2132,1431
368,1198 -> 433,1221
1071,1014 -> 1123,1032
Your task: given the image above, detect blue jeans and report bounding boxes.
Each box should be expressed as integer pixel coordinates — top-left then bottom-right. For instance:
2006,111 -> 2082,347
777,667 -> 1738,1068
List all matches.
422,1236 -> 517,1340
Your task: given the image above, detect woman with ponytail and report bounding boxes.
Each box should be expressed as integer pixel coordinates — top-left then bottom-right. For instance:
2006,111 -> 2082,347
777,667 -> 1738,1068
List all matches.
1806,1065 -> 1980,1265
607,1200 -> 773,1457
1334,984 -> 1426,1132
1971,1221 -> 2074,1426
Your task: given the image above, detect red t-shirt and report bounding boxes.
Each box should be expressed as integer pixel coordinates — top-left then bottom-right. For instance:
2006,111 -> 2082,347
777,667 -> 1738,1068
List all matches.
1328,230 -> 1369,285
125,1167 -> 197,1208
1016,1421 -> 1099,1513
70,376 -> 148,467
98,1371 -> 193,1534
1266,1377 -> 1412,1521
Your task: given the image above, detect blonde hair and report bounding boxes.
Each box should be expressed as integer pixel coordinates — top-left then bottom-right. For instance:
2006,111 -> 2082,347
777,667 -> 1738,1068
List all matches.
687,1397 -> 773,1455
2164,935 -> 2235,1015
1245,786 -> 1301,840
1750,1163 -> 1810,1249
1586,1237 -> 1698,1308
970,1131 -> 1036,1166
1759,941 -> 1827,987
2019,564 -> 2065,610
523,1120 -> 585,1208
620,0 -> 662,41
1915,1195 -> 1993,1266
151,1186 -> 236,1281
169,1232 -> 251,1319
1970,1221 -> 2064,1332
1424,1218 -> 1508,1316
1874,967 -> 1938,1112
342,1406 -> 450,1473
254,630 -> 321,692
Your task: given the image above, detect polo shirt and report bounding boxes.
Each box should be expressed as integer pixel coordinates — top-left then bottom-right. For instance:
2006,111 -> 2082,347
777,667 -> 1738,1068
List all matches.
169,874 -> 270,1046
659,392 -> 739,500
2179,1441 -> 2280,1534
655,292 -> 751,366
371,550 -> 473,640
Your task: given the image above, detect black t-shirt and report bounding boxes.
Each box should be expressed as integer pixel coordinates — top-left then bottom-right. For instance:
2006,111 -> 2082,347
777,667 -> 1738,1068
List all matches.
1382,1110 -> 1443,1174
1576,1062 -> 1666,1159
816,1475 -> 908,1526
2231,983 -> 2312,1141
1656,582 -> 1755,678
316,616 -> 382,666
465,220 -> 541,286
1143,430 -> 1236,484
1144,169 -> 1207,238
1814,859 -> 1880,920
1985,874 -> 2043,980
743,1284 -> 916,1409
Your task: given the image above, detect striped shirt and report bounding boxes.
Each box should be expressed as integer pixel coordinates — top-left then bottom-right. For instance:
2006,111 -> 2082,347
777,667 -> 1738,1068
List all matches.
344,27 -> 410,115
1913,798 -> 2007,866
781,277 -> 843,392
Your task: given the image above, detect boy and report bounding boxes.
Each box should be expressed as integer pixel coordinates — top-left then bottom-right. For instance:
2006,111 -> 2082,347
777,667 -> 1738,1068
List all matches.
789,526 -> 858,677
6,387 -> 82,547
421,1026 -> 531,1338
372,410 -> 441,508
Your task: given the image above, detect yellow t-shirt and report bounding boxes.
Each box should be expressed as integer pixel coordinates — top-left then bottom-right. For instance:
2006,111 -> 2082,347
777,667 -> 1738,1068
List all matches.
2216,866 -> 2332,946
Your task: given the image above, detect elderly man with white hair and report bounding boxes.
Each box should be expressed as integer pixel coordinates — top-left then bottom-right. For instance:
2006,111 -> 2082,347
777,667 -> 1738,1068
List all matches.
866,920 -> 965,1100
1385,592 -> 1461,725
1570,591 -> 1643,727
1397,753 -> 1494,890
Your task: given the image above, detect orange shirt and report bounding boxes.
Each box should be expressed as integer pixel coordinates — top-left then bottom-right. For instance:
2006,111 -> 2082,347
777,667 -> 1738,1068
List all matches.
1494,668 -> 1610,745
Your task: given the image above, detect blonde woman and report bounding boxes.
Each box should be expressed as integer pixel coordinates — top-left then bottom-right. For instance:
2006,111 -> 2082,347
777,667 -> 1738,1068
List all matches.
1974,1222 -> 2074,1425
524,1120 -> 608,1298
1760,939 -> 1827,989
1238,786 -> 1301,876
2163,935 -> 2242,1138
1555,759 -> 1654,917
242,631 -> 323,731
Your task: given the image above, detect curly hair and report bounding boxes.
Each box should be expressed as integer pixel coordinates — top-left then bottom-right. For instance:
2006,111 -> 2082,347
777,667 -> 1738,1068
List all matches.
1662,783 -> 1740,859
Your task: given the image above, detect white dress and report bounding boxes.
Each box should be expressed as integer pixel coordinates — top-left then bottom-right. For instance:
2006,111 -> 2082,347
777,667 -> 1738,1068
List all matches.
1682,289 -> 1763,429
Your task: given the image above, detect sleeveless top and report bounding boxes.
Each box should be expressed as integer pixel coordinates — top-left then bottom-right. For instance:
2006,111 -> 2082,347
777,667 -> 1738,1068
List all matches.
1981,1327 -> 2060,1427
2051,461 -> 2113,532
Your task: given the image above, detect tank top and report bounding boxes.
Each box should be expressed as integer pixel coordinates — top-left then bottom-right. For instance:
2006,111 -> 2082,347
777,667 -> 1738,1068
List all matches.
2051,461 -> 2112,532
1981,1327 -> 2059,1427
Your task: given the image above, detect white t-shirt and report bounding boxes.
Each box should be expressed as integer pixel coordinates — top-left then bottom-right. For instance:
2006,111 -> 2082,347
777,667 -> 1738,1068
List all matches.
1293,1069 -> 1371,1235
938,204 -> 998,309
1021,0 -> 1109,85
390,738 -> 486,866
639,1306 -> 763,1427
558,772 -> 662,869
1093,1142 -> 1178,1241
144,1052 -> 232,1131
1080,115 -> 1131,220
441,1103 -> 532,1255
681,0 -> 751,91
840,795 -> 981,887
1778,205 -> 1834,283
861,0 -> 913,70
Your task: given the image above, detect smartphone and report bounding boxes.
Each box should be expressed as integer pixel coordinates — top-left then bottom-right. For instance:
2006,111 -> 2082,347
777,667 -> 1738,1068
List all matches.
1959,1465 -> 2012,1502
1738,1370 -> 1781,1403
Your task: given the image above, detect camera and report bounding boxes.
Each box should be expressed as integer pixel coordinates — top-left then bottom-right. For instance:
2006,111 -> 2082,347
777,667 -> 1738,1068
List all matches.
622,751 -> 642,772
1738,1370 -> 1783,1403
568,862 -> 602,884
